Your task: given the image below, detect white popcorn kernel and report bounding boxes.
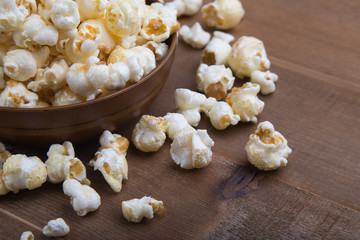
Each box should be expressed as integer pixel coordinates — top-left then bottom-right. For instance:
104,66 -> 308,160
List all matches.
50,0 -> 80,30
226,83 -> 264,123
166,0 -> 203,17
28,59 -> 68,93
174,88 -> 207,127
228,36 -> 270,78
89,130 -> 129,192
201,0 -> 244,30
122,196 -> 166,223
45,141 -> 90,185
20,231 -> 34,240
141,3 -> 180,43
245,121 -> 292,170
76,0 -> 108,21
63,179 -> 101,216
0,141 -> 11,166
52,86 -> 85,106
0,0 -> 34,32
163,113 -> 194,140
0,168 -> 10,195
201,31 -> 234,66
250,70 -> 279,95
170,128 -> 214,169
132,115 -> 167,152
179,22 -> 211,49
144,41 -> 168,62
13,14 -> 58,50
206,101 -> 240,130
0,80 -> 41,108
2,154 -> 47,193
196,64 -> 235,100
3,49 -> 37,81
104,0 -> 144,39
42,218 -> 70,237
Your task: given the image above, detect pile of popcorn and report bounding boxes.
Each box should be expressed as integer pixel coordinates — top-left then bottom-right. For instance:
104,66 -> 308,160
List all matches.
0,0 -> 294,237
0,0 -> 179,108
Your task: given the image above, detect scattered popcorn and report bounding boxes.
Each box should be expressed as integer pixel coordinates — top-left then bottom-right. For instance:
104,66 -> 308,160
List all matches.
2,154 -> 47,193
3,49 -> 37,81
166,0 -> 203,17
63,179 -> 101,216
201,31 -> 234,66
170,127 -> 214,169
89,130 -> 129,192
132,115 -> 167,152
245,121 -> 292,170
20,231 -> 34,240
179,22 -> 211,49
122,196 -> 166,223
228,36 -> 270,78
163,112 -> 195,140
141,3 -> 180,43
42,218 -> 70,237
207,101 -> 240,130
196,63 -> 235,100
0,80 -> 47,108
201,0 -> 245,30
0,143 -> 11,195
13,14 -> 58,50
226,83 -> 264,123
45,141 -> 90,185
250,70 -> 279,95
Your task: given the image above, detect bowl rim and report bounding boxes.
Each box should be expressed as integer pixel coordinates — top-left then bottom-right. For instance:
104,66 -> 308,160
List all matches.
0,33 -> 177,113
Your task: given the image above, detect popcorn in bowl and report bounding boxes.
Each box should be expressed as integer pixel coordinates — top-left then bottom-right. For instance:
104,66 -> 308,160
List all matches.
0,0 -> 179,108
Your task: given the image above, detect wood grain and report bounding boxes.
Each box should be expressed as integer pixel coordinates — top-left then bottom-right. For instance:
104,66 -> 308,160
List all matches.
1,0 -> 360,239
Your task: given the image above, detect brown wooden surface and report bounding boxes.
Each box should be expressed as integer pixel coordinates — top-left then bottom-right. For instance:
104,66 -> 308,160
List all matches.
1,0 -> 360,239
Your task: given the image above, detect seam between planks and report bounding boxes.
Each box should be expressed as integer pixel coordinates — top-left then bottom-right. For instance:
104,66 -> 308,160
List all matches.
211,150 -> 360,215
270,56 -> 360,93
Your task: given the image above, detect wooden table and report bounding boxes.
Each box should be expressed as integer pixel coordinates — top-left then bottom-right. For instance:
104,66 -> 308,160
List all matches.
1,0 -> 359,239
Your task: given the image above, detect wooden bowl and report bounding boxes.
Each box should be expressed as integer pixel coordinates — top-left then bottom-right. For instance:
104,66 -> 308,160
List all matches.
0,34 -> 177,147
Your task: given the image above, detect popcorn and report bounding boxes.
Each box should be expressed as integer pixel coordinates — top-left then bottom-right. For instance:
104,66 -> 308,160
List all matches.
250,70 -> 278,95
228,36 -> 270,78
76,0 -> 108,21
207,101 -> 240,130
51,86 -> 85,106
201,0 -> 245,30
174,88 -> 208,126
226,83 -> 264,123
89,130 -> 129,192
2,154 -> 47,193
3,49 -> 37,81
0,80 -> 47,108
178,22 -> 211,49
13,14 -> 58,50
196,63 -> 235,100
45,141 -> 90,185
132,115 -> 167,152
164,113 -> 214,169
245,121 -> 292,170
49,0 -> 80,31
201,31 -> 234,66
122,196 -> 166,223
0,0 -> 35,32
0,67 -> 5,90
0,142 -> 11,195
141,2 -> 180,43
104,0 -> 144,39
143,41 -> 168,62
42,218 -> 70,237
166,0 -> 203,17
170,127 -> 214,169
63,179 -> 101,216
27,59 -> 68,95
20,231 -> 34,240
